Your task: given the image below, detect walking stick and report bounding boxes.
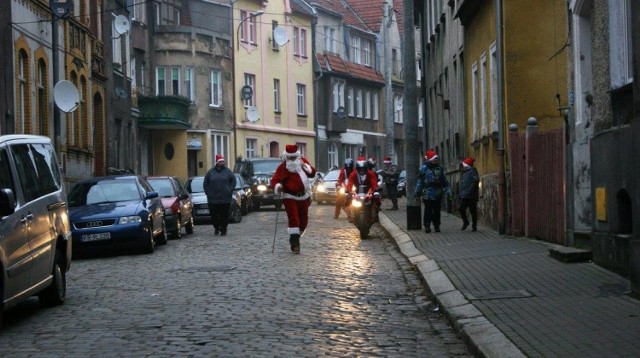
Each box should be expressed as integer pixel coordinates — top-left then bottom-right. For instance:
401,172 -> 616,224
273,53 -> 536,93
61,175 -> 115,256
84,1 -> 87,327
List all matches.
272,195 -> 281,254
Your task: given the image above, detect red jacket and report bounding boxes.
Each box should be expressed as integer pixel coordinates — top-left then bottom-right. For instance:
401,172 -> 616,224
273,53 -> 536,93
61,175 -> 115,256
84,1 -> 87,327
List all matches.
346,169 -> 378,194
270,157 -> 316,199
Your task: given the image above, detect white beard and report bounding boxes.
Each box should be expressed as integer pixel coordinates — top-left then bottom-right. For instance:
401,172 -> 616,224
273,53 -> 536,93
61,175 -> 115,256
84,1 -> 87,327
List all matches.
286,158 -> 302,173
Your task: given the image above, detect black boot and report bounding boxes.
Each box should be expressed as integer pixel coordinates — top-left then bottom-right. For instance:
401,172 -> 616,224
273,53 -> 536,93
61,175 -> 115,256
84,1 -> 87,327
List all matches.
290,234 -> 300,253
461,221 -> 469,230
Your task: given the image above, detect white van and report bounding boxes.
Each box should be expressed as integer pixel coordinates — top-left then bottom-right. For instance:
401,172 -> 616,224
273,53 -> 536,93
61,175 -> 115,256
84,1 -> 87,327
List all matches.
0,135 -> 71,327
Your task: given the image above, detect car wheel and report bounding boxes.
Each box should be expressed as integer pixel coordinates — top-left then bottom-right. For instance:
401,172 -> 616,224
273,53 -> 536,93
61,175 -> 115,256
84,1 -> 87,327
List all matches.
142,224 -> 155,254
156,219 -> 168,245
172,217 -> 182,240
38,250 -> 66,307
241,199 -> 248,215
185,216 -> 194,235
230,204 -> 242,223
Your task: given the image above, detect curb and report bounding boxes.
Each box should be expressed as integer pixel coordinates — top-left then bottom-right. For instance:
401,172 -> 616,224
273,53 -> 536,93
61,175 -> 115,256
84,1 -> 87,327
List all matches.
378,213 -> 526,358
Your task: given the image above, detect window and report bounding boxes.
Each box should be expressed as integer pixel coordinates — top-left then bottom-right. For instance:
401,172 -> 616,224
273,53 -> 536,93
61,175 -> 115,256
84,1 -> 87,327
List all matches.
272,21 -> 280,50
394,94 -> 404,123
293,27 -> 300,55
365,91 -> 371,119
211,133 -> 229,167
240,10 -> 258,44
609,0 -> 633,88
185,67 -> 195,102
471,62 -> 478,139
112,14 -> 122,67
299,28 -> 307,57
156,67 -> 166,96
17,50 -> 28,134
244,73 -> 256,107
210,69 -> 222,107
418,98 -> 424,127
273,79 -> 281,112
324,26 -> 335,53
351,36 -> 361,64
171,67 -> 180,95
480,53 -> 487,136
246,138 -> 257,158
296,142 -> 306,157
490,43 -> 498,133
297,84 -> 306,115
332,80 -> 345,112
392,48 -> 398,76
158,0 -> 180,25
37,60 -> 47,135
373,92 -> 379,120
363,40 -> 371,66
356,89 -> 363,118
328,143 -> 337,169
348,87 -> 354,116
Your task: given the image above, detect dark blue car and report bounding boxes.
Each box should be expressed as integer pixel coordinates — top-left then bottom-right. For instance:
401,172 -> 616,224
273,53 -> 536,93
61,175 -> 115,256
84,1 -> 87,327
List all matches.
67,175 -> 167,256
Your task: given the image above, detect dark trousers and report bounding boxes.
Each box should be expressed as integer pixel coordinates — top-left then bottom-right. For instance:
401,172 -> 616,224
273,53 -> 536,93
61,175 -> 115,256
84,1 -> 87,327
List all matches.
458,198 -> 478,226
385,184 -> 398,208
208,203 -> 230,233
422,199 -> 442,228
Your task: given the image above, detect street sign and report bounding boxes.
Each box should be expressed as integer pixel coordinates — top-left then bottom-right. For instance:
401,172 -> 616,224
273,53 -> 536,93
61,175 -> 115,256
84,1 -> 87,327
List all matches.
241,85 -> 253,100
49,0 -> 72,18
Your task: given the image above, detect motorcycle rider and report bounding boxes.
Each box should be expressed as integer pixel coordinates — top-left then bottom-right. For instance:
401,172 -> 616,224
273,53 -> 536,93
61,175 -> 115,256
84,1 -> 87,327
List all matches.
335,158 -> 355,221
346,156 -> 381,221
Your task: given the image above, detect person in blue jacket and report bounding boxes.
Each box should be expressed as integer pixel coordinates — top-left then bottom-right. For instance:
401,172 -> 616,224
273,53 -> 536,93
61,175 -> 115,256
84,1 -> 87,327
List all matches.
415,149 -> 451,233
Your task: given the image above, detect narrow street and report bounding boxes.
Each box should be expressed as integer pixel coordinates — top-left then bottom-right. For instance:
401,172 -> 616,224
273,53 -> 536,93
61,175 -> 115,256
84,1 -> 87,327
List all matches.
0,204 -> 470,357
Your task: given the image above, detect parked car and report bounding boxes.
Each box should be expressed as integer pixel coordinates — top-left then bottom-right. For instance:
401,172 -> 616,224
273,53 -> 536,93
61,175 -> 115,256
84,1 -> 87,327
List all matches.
0,135 -> 72,325
67,175 -> 167,256
312,169 -> 341,204
234,157 -> 282,210
146,176 -> 194,240
234,174 -> 253,215
186,176 -> 242,224
396,170 -> 407,197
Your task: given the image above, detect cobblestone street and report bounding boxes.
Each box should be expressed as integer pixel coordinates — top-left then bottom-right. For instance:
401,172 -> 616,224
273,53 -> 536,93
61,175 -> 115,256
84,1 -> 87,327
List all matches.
0,203 -> 470,357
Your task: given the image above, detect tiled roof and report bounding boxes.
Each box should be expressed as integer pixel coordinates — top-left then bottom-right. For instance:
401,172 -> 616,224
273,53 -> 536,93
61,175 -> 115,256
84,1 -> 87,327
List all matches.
311,0 -> 370,33
316,52 -> 385,84
345,0 -> 404,35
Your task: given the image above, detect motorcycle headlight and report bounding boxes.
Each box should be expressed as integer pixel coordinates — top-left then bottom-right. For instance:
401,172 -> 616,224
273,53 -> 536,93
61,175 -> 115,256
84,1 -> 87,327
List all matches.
351,199 -> 362,208
119,216 -> 142,224
317,184 -> 326,193
338,187 -> 345,194
257,184 -> 268,192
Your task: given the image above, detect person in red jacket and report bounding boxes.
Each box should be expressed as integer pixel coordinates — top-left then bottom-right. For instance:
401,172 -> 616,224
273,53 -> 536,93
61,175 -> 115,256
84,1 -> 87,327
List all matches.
335,158 -> 354,221
346,156 -> 381,220
271,144 -> 317,254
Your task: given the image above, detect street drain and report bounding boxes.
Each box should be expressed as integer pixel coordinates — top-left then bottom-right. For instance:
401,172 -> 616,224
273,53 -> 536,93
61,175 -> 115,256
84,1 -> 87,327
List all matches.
169,265 -> 237,273
464,289 -> 532,301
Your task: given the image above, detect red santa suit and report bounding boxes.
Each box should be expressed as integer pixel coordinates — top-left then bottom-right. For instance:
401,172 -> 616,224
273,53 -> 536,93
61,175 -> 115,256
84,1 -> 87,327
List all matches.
270,145 -> 317,253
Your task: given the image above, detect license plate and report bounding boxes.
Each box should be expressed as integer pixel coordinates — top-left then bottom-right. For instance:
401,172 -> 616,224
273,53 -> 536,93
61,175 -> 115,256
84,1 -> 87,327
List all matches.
81,232 -> 111,242
197,209 -> 210,215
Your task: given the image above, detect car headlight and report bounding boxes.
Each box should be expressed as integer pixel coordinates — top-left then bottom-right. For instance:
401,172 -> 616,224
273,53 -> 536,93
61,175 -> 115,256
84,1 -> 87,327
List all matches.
257,184 -> 267,192
119,216 -> 142,224
317,184 -> 326,193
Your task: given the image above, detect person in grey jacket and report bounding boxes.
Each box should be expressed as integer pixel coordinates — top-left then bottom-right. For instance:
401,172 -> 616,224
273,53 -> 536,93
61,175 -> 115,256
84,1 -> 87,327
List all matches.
458,157 -> 479,231
203,154 -> 236,236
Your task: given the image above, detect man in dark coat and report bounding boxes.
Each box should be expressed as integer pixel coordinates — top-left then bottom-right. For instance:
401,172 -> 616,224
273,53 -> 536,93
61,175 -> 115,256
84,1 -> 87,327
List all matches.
458,157 -> 480,231
203,154 -> 236,236
415,149 -> 451,233
381,156 -> 400,210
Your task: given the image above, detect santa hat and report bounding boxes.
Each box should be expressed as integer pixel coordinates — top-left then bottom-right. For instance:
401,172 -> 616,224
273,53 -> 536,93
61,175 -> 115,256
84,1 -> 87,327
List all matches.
215,154 -> 225,163
283,144 -> 300,158
425,149 -> 438,162
356,156 -> 367,167
383,156 -> 392,164
462,157 -> 475,168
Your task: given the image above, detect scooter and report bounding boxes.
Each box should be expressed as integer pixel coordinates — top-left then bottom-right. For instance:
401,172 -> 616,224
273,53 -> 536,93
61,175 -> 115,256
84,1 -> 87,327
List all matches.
349,185 -> 379,239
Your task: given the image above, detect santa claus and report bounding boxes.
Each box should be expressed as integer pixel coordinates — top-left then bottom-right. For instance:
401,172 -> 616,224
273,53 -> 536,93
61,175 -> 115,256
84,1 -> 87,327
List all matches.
271,144 -> 317,253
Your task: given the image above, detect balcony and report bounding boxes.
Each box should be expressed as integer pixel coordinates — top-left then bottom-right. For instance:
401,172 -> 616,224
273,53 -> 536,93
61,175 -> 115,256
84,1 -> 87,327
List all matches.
326,111 -> 347,133
137,96 -> 191,129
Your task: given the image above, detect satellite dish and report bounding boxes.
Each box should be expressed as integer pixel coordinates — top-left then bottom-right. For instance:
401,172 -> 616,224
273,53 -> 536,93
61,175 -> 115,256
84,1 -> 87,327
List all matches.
245,106 -> 260,123
114,15 -> 130,35
273,27 -> 289,46
115,87 -> 128,99
53,80 -> 79,113
395,99 -> 403,111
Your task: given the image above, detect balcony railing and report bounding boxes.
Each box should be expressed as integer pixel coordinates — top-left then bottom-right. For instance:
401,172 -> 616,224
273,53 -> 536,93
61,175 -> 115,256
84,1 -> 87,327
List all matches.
137,95 -> 191,129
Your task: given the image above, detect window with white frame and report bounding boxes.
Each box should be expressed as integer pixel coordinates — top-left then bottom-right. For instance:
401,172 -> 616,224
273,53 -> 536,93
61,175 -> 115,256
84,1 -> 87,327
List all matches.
18,50 -> 27,134
299,28 -> 307,57
211,133 -> 229,166
332,80 -> 345,112
351,36 -> 361,64
297,84 -> 306,115
348,87 -> 354,116
394,94 -> 404,123
245,138 -> 257,158
171,67 -> 180,95
240,10 -> 258,45
373,92 -> 379,120
296,142 -> 306,157
490,43 -> 498,133
325,26 -> 336,53
112,14 -> 122,67
273,79 -> 281,112
244,73 -> 255,107
185,67 -> 194,102
363,39 -> 371,66
157,0 -> 181,25
418,98 -> 424,127
356,89 -> 363,118
328,143 -> 338,169
364,91 -> 371,119
609,0 -> 633,88
293,27 -> 300,55
480,53 -> 487,136
472,62 -> 478,140
210,69 -> 222,107
156,67 -> 166,96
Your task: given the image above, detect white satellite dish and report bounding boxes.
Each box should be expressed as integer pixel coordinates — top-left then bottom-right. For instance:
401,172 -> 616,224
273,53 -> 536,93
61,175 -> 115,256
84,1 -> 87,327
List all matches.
245,106 -> 260,123
115,87 -> 128,99
114,15 -> 130,35
53,80 -> 79,113
273,27 -> 289,46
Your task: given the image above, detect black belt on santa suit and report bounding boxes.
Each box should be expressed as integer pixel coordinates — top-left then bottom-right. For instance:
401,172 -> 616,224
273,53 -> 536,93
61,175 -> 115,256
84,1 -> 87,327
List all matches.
284,190 -> 306,197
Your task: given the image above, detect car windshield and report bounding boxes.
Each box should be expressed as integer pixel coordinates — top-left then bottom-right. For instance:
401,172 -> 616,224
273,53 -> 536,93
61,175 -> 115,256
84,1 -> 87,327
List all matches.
323,170 -> 340,181
235,174 -> 244,189
68,179 -> 141,206
147,178 -> 176,197
187,177 -> 205,193
253,160 -> 280,175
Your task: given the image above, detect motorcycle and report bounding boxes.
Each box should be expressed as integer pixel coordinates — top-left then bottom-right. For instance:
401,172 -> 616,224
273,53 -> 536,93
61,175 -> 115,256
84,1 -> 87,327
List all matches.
348,185 -> 379,239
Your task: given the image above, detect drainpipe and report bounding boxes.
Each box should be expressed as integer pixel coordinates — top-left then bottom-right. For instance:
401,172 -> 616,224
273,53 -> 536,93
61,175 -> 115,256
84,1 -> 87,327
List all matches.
496,0 -> 506,235
311,17 -> 319,168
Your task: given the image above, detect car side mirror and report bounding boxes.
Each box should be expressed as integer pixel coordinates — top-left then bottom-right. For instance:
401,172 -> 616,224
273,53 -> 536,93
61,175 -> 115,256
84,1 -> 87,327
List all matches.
0,188 -> 16,217
145,191 -> 159,200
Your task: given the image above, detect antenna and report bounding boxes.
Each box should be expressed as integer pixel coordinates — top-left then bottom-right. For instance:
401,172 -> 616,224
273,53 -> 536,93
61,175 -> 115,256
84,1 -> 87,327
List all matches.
53,80 -> 79,113
115,87 -> 128,99
113,15 -> 130,37
245,106 -> 260,123
273,27 -> 289,46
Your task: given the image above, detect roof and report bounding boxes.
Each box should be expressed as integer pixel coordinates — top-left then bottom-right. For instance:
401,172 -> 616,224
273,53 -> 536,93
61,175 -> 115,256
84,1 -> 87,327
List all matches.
316,52 -> 385,84
345,0 -> 404,35
291,0 -> 317,18
311,0 -> 371,32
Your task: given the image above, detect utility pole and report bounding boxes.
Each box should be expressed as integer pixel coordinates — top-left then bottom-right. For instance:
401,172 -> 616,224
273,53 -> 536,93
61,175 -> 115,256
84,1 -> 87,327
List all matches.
403,0 -> 421,229
383,2 -> 394,159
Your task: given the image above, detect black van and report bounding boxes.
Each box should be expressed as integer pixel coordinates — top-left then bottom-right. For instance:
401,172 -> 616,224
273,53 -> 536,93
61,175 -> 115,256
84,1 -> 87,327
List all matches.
234,157 -> 282,210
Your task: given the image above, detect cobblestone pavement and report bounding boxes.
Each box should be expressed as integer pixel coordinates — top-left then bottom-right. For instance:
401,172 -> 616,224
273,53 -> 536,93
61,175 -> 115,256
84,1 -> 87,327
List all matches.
1,203 -> 471,357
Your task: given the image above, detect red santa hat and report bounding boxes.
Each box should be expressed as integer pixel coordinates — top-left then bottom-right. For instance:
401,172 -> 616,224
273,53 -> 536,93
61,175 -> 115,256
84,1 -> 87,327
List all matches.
356,156 -> 367,167
462,157 -> 475,168
283,144 -> 300,158
215,154 -> 225,163
383,156 -> 392,164
425,149 -> 438,162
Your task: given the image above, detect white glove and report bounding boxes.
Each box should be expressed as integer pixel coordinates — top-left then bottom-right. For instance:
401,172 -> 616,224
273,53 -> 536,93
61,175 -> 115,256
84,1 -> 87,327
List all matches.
274,183 -> 283,196
373,192 -> 381,198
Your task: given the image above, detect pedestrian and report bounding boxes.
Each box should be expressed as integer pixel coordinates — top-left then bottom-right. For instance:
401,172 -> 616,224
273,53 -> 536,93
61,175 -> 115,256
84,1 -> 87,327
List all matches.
458,157 -> 480,231
380,156 -> 400,210
203,154 -> 236,236
415,149 -> 451,233
271,144 -> 317,254
335,158 -> 355,221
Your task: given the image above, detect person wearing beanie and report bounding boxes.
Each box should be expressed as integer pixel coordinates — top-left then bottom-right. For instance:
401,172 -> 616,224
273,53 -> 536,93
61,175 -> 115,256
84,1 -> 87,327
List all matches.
458,157 -> 480,231
415,149 -> 451,233
203,154 -> 236,236
271,144 -> 317,254
380,156 -> 400,210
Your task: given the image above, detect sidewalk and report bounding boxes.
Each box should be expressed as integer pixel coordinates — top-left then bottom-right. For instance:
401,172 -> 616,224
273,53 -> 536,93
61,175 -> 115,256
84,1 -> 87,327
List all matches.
378,198 -> 640,357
